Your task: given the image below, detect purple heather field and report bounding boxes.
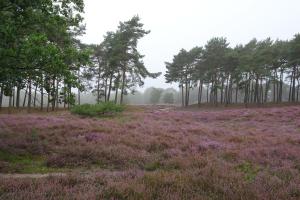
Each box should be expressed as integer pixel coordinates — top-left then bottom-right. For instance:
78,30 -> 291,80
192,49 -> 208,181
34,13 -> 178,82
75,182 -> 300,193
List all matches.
0,106 -> 300,199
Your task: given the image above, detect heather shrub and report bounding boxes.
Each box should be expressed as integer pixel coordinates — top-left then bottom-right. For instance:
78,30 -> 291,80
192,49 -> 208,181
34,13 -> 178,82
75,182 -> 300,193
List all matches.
71,102 -> 125,117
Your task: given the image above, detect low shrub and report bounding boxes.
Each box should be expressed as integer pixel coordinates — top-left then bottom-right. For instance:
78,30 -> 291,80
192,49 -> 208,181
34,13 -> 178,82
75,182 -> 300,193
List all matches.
71,102 -> 125,117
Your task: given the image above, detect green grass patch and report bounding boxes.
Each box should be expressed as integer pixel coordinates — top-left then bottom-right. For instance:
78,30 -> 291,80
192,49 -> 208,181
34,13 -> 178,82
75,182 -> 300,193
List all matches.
236,161 -> 260,182
0,150 -> 62,174
71,102 -> 125,117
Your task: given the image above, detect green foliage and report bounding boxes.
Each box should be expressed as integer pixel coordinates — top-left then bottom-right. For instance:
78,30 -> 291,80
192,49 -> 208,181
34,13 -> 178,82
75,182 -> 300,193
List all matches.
144,161 -> 162,171
0,150 -> 58,174
236,161 -> 260,182
71,102 -> 125,117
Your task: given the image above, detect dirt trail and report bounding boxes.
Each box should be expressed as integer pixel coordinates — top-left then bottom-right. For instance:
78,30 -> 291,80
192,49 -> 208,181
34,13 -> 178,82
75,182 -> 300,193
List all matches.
0,173 -> 67,179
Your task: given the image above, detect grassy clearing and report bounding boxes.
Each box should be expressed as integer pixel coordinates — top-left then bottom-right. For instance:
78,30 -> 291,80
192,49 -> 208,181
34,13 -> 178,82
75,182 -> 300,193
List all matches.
0,150 -> 61,174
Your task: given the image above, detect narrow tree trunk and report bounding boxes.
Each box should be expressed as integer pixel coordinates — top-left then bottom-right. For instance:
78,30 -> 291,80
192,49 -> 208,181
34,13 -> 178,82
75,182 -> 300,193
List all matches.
12,87 -> 15,107
120,69 -> 126,105
97,77 -> 100,103
206,84 -> 209,103
198,80 -> 203,106
56,79 -> 59,109
181,85 -> 184,107
289,72 -> 293,102
78,89 -> 81,105
264,80 -> 270,103
235,85 -> 238,104
292,66 -> 296,102
47,93 -> 50,112
41,79 -> 44,111
221,79 -> 224,104
51,78 -> 55,111
33,84 -> 38,107
27,80 -> 32,111
115,88 -> 118,104
185,81 -> 188,107
16,85 -> 20,108
104,78 -> 108,102
107,73 -> 113,102
0,85 -> 3,110
23,85 -> 28,107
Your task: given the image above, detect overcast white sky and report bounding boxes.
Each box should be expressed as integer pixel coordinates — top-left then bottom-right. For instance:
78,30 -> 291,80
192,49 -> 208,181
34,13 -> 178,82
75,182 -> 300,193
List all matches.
80,0 -> 300,91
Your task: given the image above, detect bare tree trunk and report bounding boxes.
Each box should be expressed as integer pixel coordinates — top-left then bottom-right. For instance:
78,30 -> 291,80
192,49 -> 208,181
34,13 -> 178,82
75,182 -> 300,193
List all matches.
16,85 -> 20,108
289,72 -> 293,102
297,79 -> 300,102
23,85 -> 28,107
264,80 -> 270,103
78,89 -> 80,105
51,78 -> 55,111
0,85 -> 3,110
107,73 -> 113,102
27,80 -> 32,111
221,79 -> 224,104
104,78 -> 108,102
47,93 -> 50,112
235,85 -> 238,104
41,79 -> 44,111
198,80 -> 203,106
115,88 -> 118,104
33,84 -> 38,107
120,70 -> 126,105
12,87 -> 15,107
181,85 -> 184,107
185,81 -> 188,107
292,67 -> 296,102
97,77 -> 100,104
206,84 -> 209,103
56,79 -> 59,109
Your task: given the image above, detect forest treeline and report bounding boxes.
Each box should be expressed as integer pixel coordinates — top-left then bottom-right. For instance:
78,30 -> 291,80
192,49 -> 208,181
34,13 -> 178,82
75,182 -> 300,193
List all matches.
165,36 -> 300,107
0,1 -> 159,111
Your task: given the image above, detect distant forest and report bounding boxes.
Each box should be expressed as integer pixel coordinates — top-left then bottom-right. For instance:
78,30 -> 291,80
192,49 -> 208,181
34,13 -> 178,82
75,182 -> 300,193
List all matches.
166,36 -> 300,107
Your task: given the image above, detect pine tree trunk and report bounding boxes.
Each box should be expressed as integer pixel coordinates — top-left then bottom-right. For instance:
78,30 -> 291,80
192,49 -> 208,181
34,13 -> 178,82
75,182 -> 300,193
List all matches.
0,85 -> 3,110
206,84 -> 209,103
33,84 -> 38,107
235,85 -> 238,104
41,81 -> 44,111
23,85 -> 28,107
289,72 -> 293,102
198,80 -> 203,106
27,80 -> 32,111
52,78 -> 55,111
292,66 -> 296,102
56,79 -> 59,109
115,88 -> 118,104
12,87 -> 15,107
16,85 -> 20,108
47,93 -> 50,112
181,85 -> 184,107
78,88 -> 80,105
120,70 -> 126,105
107,73 -> 113,102
97,77 -> 100,104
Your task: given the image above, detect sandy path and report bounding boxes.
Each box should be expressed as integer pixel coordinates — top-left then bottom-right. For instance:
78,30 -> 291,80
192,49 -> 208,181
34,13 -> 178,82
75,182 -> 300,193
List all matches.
0,173 -> 67,179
